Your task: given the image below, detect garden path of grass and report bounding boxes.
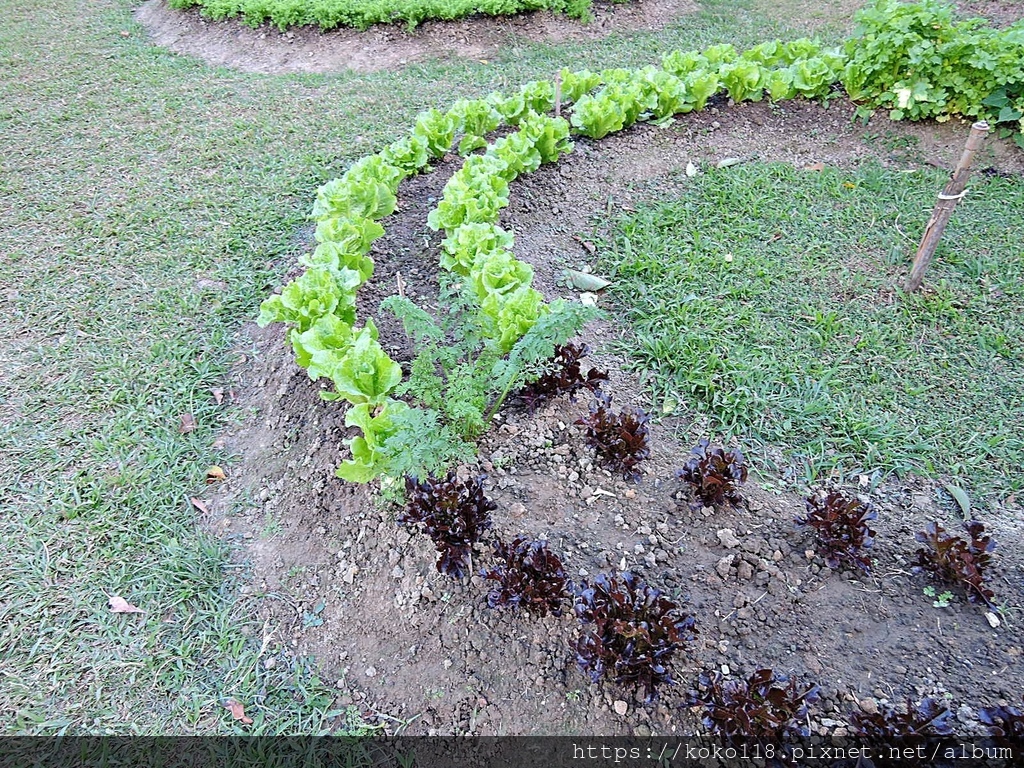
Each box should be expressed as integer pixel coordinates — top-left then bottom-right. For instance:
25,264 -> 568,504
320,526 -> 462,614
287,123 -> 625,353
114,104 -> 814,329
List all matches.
0,0 -> 822,734
597,162 -> 1024,499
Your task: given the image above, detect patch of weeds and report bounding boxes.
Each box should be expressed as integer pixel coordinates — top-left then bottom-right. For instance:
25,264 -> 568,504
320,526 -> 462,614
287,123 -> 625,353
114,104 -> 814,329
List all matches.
922,586 -> 954,609
302,599 -> 326,627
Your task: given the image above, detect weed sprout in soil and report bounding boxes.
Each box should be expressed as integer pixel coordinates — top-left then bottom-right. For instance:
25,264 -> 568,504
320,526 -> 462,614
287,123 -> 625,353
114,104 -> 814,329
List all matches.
677,438 -> 748,509
516,342 -> 608,413
575,391 -> 650,482
571,571 -> 696,702
914,520 -> 997,607
398,472 -> 495,579
796,490 -> 876,573
482,537 -> 567,617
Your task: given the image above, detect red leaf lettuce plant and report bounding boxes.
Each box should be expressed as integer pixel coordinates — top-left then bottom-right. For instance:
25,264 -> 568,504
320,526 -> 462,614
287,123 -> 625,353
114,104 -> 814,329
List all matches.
796,490 -> 876,573
482,537 -> 567,617
914,520 -> 997,607
677,438 -> 748,509
399,472 -> 495,579
575,391 -> 650,482
571,571 -> 696,702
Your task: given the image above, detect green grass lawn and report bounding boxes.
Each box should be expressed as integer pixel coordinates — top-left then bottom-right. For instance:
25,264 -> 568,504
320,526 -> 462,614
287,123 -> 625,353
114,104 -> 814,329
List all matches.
597,162 -> 1024,501
0,0 -> 810,735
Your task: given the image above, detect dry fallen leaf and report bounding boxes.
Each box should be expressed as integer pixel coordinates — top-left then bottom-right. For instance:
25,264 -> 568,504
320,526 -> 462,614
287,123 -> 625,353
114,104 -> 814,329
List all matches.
206,466 -> 226,484
211,388 -> 224,405
572,236 -> 597,255
179,413 -> 197,434
108,595 -> 144,614
564,269 -> 612,292
222,698 -> 253,724
716,157 -> 745,168
190,497 -> 211,515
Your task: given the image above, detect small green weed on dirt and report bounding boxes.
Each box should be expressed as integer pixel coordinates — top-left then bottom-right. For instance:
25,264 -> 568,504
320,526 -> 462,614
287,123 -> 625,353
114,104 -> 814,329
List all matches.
597,161 -> 1024,499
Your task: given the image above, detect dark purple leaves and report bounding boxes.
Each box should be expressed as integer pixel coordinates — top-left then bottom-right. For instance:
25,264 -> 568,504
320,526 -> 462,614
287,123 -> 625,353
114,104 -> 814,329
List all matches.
399,472 -> 495,579
686,668 -> 819,749
677,438 -> 748,509
481,537 -> 568,617
914,520 -> 996,607
848,697 -> 953,761
575,391 -> 650,482
979,698 -> 1024,749
516,342 -> 608,413
571,571 -> 696,702
796,490 -> 877,573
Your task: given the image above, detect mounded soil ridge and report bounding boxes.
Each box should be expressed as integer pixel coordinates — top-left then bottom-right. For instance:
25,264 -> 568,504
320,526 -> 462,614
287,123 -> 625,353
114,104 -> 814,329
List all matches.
135,0 -> 699,74
207,99 -> 1024,737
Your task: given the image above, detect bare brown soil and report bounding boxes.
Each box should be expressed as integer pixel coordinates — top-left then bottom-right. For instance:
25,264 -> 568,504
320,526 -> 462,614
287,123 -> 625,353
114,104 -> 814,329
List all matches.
204,98 -> 1024,737
134,0 -> 698,74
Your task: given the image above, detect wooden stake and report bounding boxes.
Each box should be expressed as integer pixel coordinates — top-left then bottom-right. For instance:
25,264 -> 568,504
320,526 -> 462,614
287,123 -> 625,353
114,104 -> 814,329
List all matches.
553,71 -> 562,119
904,120 -> 990,293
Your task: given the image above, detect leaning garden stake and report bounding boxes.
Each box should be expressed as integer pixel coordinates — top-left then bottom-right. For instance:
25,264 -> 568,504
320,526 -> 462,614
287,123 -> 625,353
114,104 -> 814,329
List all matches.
904,121 -> 990,293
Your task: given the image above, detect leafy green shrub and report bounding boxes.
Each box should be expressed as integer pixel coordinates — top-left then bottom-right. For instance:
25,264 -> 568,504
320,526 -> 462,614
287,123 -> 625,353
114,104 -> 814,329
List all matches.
168,0 -> 604,31
842,0 -> 1024,144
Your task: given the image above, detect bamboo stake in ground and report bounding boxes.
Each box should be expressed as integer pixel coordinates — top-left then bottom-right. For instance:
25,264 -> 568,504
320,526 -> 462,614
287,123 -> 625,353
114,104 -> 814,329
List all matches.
553,71 -> 562,119
904,120 -> 990,292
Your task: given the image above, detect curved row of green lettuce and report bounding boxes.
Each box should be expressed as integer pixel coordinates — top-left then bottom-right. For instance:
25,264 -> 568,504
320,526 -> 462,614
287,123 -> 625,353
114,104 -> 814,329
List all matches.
258,1 -> 1023,483
168,0 -> 603,32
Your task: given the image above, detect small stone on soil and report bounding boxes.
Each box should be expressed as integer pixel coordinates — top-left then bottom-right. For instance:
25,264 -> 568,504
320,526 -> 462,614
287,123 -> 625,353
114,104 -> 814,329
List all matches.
717,528 -> 741,549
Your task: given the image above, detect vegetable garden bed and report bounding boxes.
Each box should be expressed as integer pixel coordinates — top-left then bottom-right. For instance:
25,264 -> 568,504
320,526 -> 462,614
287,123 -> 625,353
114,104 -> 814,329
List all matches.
209,0 -> 1023,746
211,104 -> 1023,740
